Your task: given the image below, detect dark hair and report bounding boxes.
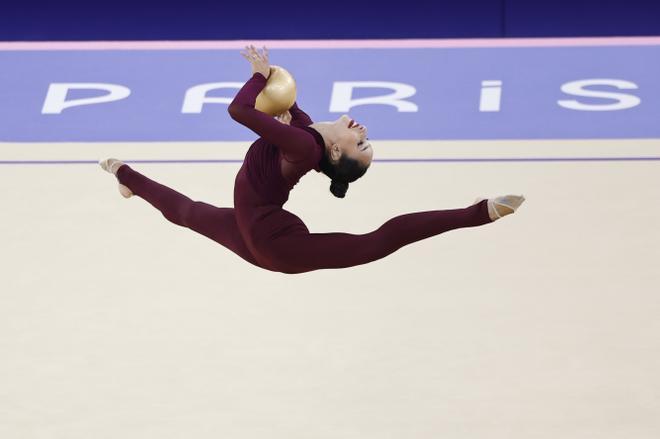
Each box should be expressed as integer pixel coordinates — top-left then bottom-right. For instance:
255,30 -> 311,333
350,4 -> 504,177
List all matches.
319,151 -> 369,198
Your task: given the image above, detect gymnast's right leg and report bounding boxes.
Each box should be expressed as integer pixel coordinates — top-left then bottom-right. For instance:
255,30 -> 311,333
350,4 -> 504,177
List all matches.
99,159 -> 259,266
256,197 -> 524,274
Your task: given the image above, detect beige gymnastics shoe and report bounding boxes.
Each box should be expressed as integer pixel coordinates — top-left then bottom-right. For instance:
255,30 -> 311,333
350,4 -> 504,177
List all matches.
99,158 -> 133,198
475,195 -> 525,221
488,195 -> 525,220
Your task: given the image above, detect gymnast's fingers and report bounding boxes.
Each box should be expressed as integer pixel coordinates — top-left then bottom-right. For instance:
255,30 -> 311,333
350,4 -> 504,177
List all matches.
256,47 -> 267,61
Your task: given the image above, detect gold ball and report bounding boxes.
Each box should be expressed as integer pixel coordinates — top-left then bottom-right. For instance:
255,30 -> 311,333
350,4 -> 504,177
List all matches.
255,65 -> 297,116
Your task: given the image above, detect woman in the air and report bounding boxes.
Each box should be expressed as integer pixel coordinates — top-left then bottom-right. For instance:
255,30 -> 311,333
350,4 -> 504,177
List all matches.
100,45 -> 524,274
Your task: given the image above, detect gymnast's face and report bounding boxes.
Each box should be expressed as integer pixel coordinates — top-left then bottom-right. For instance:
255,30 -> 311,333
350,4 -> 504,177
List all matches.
329,115 -> 373,167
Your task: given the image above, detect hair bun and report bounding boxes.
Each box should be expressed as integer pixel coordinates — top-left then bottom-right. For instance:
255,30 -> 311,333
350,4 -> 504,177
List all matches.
330,180 -> 349,198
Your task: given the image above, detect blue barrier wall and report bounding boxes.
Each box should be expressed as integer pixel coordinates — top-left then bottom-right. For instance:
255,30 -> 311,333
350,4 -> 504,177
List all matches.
506,0 -> 660,37
0,0 -> 659,40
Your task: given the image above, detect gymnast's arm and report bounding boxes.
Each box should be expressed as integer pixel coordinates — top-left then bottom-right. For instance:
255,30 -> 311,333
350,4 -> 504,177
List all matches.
227,73 -> 317,162
289,101 -> 314,127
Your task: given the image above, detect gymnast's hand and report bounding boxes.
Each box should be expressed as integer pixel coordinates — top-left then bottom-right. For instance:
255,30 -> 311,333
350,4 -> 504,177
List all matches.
240,45 -> 271,79
275,111 -> 292,125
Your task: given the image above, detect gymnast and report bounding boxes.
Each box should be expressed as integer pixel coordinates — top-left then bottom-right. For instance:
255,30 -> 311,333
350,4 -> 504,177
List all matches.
100,45 -> 524,274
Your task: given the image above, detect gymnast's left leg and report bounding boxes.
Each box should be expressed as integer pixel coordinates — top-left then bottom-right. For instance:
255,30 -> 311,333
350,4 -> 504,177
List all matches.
99,158 -> 259,267
257,197 -> 523,274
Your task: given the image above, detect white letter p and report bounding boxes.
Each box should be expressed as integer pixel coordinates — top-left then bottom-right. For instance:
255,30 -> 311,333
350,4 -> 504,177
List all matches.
42,83 -> 131,114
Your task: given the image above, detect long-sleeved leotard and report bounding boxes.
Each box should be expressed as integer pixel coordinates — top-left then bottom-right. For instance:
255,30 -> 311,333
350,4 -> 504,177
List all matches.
116,72 -> 493,274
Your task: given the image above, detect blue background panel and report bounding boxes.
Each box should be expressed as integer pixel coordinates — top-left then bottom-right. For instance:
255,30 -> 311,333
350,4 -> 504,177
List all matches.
505,0 -> 660,37
2,0 -> 660,41
0,0 -> 502,40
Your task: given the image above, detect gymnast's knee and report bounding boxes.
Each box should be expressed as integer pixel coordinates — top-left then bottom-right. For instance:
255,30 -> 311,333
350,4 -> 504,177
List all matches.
163,200 -> 198,227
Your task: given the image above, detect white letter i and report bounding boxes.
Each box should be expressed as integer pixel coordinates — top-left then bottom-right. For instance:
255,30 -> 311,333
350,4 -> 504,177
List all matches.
479,80 -> 502,112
